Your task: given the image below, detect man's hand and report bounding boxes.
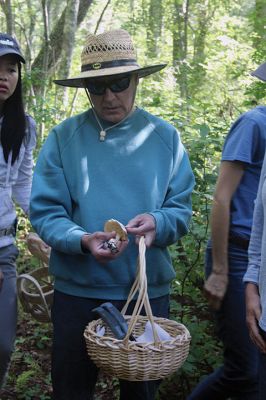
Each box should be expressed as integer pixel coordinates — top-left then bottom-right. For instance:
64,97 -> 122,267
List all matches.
245,282 -> 266,353
204,272 -> 228,310
81,231 -> 128,263
0,270 -> 3,292
126,214 -> 156,247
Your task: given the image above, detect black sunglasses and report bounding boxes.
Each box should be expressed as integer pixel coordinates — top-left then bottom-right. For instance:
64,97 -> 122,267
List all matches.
86,76 -> 131,96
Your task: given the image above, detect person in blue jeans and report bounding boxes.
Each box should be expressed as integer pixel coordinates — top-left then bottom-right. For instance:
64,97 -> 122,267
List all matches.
244,61 -> 266,400
30,29 -> 195,400
187,62 -> 266,400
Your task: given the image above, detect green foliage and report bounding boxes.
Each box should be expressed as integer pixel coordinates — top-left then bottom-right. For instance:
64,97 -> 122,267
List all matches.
14,353 -> 51,400
161,114 -> 226,397
16,369 -> 39,397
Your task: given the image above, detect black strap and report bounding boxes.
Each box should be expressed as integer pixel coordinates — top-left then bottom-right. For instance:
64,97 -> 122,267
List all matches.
81,59 -> 138,72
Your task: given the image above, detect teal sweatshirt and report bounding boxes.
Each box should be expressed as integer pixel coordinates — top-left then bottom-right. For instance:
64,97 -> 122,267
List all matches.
30,107 -> 195,299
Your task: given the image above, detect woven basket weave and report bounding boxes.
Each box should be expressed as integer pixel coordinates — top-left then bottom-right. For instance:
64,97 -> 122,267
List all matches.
17,233 -> 53,323
84,236 -> 191,381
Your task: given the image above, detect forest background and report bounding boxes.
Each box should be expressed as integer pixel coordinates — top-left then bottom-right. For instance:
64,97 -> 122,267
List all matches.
0,0 -> 266,399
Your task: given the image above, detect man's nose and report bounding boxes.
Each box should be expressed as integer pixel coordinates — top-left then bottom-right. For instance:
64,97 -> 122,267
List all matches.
103,87 -> 116,100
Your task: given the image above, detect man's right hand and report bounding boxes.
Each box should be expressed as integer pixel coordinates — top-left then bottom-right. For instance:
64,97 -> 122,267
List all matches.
204,272 -> 228,310
0,270 -> 3,292
81,231 -> 128,264
245,282 -> 266,353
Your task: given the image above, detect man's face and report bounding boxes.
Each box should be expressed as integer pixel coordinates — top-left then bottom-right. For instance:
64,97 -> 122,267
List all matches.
87,74 -> 138,123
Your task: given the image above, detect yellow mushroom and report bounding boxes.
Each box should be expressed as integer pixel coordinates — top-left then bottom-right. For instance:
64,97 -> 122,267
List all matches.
104,219 -> 128,253
104,219 -> 128,241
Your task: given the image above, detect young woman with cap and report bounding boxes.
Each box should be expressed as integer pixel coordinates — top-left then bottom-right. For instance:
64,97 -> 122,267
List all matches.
0,33 -> 37,390
30,29 -> 195,400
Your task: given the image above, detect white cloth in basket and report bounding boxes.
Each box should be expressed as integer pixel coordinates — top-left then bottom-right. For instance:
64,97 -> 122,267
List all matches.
136,321 -> 172,343
95,321 -> 173,342
96,325 -> 105,336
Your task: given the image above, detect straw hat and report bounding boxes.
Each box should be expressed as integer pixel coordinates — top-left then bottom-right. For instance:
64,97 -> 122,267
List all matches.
54,29 -> 167,88
251,62 -> 266,82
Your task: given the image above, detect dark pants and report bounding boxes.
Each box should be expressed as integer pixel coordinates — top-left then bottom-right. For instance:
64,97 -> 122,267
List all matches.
0,244 -> 18,389
187,243 -> 259,400
259,329 -> 266,400
51,290 -> 169,400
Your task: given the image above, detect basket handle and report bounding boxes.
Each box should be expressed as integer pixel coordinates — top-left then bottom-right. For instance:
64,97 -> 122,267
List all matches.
17,273 -> 51,320
121,236 -> 161,346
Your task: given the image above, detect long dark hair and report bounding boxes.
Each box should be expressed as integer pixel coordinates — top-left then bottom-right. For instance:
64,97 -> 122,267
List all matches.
1,61 -> 26,164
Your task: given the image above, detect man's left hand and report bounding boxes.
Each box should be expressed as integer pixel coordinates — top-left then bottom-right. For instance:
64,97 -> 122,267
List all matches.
126,213 -> 156,247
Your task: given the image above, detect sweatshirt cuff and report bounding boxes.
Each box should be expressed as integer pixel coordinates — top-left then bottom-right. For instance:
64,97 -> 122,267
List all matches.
148,211 -> 164,243
243,265 -> 259,284
66,229 -> 88,254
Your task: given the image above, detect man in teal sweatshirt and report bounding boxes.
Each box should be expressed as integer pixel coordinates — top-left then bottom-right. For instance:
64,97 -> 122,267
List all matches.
30,29 -> 195,400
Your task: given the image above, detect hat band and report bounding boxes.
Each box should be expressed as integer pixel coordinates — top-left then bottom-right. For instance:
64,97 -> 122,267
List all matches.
81,59 -> 139,72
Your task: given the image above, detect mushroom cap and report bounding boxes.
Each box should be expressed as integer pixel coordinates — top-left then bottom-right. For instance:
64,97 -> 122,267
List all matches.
104,219 -> 128,240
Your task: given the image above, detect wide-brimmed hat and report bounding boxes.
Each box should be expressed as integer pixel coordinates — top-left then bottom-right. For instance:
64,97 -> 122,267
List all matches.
250,62 -> 266,82
0,33 -> 25,63
54,29 -> 167,88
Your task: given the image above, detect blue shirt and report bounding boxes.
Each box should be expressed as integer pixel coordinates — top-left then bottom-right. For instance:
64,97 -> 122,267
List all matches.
222,106 -> 266,238
30,107 -> 195,300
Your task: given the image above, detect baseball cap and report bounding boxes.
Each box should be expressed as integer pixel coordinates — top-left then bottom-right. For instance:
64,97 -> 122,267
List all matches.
0,33 -> 25,63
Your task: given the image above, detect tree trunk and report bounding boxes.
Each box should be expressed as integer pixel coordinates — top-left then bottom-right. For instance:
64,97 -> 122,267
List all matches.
189,1 -> 215,96
252,0 -> 266,63
59,0 -> 80,106
0,0 -> 13,34
172,0 -> 189,102
31,0 -> 93,95
147,0 -> 162,59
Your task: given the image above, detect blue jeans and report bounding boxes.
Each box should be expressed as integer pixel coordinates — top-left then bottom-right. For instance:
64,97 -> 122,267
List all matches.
0,244 -> 18,389
51,290 -> 170,400
259,329 -> 266,400
259,352 -> 266,400
187,243 -> 259,400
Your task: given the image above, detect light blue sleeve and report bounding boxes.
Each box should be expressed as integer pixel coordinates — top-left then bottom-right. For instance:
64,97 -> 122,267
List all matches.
12,116 -> 37,214
244,154 -> 266,284
149,135 -> 195,247
30,129 -> 86,254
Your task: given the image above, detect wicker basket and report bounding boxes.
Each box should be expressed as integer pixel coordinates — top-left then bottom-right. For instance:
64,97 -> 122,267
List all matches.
17,267 -> 53,323
84,236 -> 191,381
17,233 -> 53,323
